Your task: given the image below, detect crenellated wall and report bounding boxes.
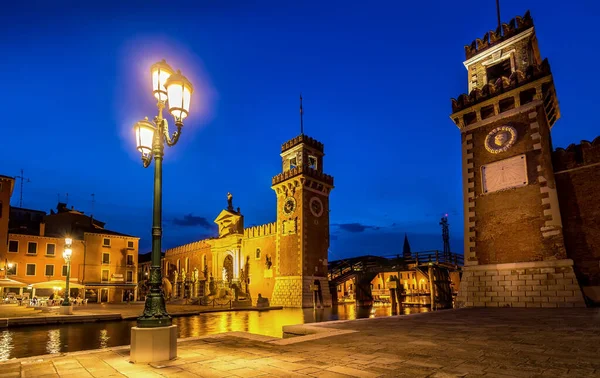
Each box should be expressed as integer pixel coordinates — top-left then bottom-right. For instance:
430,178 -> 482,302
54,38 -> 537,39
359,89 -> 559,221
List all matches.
553,137 -> 600,292
464,10 -> 534,59
243,222 -> 277,239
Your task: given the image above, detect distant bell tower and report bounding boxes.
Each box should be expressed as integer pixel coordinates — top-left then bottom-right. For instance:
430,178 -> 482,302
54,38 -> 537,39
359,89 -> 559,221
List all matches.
450,11 -> 585,308
270,99 -> 334,307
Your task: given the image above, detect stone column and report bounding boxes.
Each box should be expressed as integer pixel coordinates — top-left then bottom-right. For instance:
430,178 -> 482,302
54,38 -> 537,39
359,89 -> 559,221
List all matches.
429,266 -> 436,311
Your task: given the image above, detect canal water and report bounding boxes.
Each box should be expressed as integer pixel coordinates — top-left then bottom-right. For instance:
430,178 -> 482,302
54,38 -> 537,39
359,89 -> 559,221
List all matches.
0,304 -> 428,361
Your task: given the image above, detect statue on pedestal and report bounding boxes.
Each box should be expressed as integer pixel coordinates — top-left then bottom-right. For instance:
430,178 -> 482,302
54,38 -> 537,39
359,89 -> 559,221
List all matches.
227,192 -> 233,210
193,267 -> 199,298
181,269 -> 187,298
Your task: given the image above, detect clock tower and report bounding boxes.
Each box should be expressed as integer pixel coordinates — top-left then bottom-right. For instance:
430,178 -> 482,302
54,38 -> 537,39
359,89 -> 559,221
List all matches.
451,11 -> 585,307
271,133 -> 334,307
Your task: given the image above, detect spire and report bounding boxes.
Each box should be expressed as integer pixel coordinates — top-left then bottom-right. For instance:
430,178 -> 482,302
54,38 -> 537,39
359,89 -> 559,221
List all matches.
402,233 -> 411,259
496,0 -> 501,33
299,93 -> 304,135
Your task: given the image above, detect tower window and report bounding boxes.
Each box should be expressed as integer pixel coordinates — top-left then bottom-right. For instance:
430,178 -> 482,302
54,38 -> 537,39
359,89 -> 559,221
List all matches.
486,59 -> 512,85
255,248 -> 261,260
289,157 -> 297,170
308,155 -> 317,170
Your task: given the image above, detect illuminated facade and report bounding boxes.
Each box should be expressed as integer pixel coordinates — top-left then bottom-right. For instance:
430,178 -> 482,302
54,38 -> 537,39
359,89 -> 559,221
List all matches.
0,181 -> 139,302
164,133 -> 334,307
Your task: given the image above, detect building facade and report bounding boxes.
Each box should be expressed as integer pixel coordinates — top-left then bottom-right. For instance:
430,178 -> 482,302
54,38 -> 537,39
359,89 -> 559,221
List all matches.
0,180 -> 140,302
164,133 -> 334,307
451,11 -> 597,307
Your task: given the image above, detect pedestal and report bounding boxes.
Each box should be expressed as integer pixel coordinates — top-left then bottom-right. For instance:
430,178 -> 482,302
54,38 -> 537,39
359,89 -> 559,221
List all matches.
59,305 -> 73,315
455,259 -> 586,308
130,325 -> 177,363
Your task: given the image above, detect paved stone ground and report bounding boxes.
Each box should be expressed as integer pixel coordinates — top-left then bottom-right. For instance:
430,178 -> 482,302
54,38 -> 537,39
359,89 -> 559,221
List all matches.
2,308 -> 599,377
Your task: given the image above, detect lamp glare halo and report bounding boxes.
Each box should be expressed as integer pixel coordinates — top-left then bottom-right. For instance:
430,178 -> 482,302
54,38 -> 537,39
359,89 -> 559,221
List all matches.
134,119 -> 156,155
165,70 -> 193,121
151,60 -> 174,102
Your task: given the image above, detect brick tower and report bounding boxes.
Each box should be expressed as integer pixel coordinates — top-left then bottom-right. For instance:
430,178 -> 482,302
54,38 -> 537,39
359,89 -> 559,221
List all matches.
270,134 -> 334,307
0,176 -> 15,267
451,11 -> 585,308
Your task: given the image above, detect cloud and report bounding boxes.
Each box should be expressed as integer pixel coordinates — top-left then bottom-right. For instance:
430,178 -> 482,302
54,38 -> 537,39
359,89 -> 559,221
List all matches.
171,214 -> 213,228
334,223 -> 381,233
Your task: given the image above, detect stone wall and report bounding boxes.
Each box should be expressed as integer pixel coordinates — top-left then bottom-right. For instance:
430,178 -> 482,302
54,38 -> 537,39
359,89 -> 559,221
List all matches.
271,276 -> 303,307
456,259 -> 585,308
553,138 -> 600,289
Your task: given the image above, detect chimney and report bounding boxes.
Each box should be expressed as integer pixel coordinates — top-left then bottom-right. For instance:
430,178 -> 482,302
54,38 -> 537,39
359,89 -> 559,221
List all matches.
40,222 -> 46,237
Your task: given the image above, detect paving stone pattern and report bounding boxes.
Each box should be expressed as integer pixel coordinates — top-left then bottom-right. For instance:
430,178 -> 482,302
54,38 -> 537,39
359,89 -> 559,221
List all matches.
3,308 -> 599,377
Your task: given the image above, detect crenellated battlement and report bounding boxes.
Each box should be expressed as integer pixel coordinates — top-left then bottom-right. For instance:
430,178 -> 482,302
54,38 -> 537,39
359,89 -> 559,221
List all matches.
244,222 -> 277,238
272,165 -> 334,187
281,134 -> 324,153
165,240 -> 212,257
451,59 -> 551,114
553,137 -> 600,172
464,10 -> 534,60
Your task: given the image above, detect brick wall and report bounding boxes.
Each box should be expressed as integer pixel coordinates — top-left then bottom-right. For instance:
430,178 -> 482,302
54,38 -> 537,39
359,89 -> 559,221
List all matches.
553,138 -> 600,287
468,105 -> 565,265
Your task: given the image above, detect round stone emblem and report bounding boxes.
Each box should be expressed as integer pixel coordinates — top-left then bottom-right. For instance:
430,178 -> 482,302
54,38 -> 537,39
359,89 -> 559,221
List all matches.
309,197 -> 324,217
485,125 -> 517,154
283,196 -> 296,214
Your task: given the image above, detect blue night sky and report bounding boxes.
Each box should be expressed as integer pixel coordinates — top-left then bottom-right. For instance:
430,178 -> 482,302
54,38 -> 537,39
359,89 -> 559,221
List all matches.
1,1 -> 598,260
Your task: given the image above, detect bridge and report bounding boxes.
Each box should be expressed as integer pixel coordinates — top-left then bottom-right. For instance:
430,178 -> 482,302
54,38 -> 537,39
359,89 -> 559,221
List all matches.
328,250 -> 463,309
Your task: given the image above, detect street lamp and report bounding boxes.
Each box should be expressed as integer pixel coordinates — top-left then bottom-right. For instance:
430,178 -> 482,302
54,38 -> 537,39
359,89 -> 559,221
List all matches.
130,59 -> 193,363
62,238 -> 73,310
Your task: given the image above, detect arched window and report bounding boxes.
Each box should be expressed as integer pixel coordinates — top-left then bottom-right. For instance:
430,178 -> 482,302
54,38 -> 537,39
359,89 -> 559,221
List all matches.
177,259 -> 180,272
255,248 -> 261,259
185,257 -> 190,273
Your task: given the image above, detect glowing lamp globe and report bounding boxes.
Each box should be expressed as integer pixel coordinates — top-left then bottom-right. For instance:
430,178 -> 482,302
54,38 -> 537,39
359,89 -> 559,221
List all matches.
64,237 -> 72,246
165,70 -> 193,121
63,248 -> 72,260
151,60 -> 174,102
134,118 -> 156,155
7,263 -> 13,269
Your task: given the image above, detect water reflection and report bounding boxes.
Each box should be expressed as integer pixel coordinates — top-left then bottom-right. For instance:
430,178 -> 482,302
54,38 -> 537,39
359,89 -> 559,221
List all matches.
46,329 -> 60,355
0,331 -> 13,361
0,304 -> 429,361
99,329 -> 109,349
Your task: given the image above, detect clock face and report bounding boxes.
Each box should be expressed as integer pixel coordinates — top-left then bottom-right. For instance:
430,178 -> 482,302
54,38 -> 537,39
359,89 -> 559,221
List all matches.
310,197 -> 324,217
283,197 -> 296,214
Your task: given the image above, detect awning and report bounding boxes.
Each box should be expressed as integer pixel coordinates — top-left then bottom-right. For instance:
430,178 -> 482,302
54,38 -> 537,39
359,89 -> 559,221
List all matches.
0,278 -> 28,288
30,280 -> 85,289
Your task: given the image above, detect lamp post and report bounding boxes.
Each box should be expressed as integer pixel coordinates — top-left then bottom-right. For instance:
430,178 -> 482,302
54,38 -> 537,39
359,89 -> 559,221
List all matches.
2,260 -> 13,279
130,60 -> 193,363
61,237 -> 73,314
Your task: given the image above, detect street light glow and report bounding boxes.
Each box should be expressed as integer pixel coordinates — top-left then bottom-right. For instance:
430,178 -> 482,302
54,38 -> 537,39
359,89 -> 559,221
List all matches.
134,118 -> 156,155
165,70 -> 194,121
151,59 -> 174,102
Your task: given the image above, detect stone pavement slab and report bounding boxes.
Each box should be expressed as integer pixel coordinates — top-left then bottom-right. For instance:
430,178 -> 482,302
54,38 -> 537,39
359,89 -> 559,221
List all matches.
1,308 -> 599,377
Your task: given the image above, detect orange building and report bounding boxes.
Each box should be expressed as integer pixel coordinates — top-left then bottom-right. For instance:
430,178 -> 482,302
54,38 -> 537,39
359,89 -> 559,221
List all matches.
0,179 -> 139,302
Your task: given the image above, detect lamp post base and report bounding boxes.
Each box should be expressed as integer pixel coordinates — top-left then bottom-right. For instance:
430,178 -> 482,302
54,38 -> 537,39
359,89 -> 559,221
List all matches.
59,305 -> 73,315
130,325 -> 177,363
